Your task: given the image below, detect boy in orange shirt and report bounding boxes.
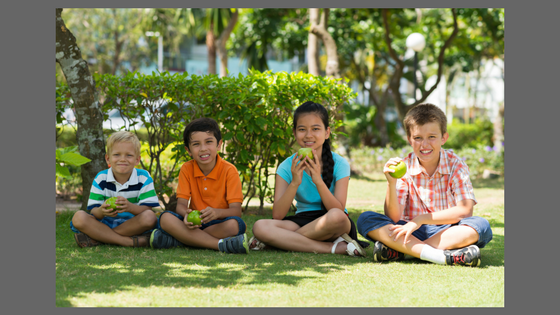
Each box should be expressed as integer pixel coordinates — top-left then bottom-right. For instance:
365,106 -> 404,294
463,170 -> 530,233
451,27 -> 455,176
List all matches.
149,118 -> 249,253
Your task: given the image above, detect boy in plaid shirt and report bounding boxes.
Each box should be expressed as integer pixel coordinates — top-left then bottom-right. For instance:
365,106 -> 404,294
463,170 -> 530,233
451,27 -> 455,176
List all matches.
357,104 -> 493,266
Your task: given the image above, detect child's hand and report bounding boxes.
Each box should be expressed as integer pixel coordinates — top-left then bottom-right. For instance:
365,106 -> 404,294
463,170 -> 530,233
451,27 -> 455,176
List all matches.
389,221 -> 419,245
383,157 -> 402,183
200,206 -> 218,224
183,209 -> 202,230
113,196 -> 130,213
290,152 -> 307,186
100,202 -> 118,217
303,149 -> 322,184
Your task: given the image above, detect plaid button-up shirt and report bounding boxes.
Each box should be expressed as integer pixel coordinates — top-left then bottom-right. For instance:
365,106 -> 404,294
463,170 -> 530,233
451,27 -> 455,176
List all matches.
396,149 -> 477,221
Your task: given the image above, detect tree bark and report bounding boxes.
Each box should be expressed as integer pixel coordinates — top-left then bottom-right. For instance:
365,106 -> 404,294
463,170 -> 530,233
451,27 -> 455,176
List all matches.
56,8 -> 108,210
307,8 -> 320,76
310,8 -> 340,79
216,9 -> 239,78
383,8 -> 459,122
206,22 -> 217,75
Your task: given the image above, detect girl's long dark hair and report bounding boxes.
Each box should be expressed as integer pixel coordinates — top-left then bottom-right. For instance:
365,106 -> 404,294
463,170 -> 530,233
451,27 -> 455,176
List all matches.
293,101 -> 334,212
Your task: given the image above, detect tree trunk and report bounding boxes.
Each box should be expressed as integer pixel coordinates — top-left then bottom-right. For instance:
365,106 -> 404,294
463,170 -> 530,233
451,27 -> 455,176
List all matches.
310,8 -> 340,79
216,9 -> 239,78
56,8 -> 108,210
307,8 -> 320,76
206,22 -> 217,75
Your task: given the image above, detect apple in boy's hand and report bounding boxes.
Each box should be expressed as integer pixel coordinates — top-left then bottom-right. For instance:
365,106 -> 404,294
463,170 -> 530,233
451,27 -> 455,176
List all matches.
105,197 -> 119,211
298,148 -> 314,160
388,161 -> 407,178
187,210 -> 202,226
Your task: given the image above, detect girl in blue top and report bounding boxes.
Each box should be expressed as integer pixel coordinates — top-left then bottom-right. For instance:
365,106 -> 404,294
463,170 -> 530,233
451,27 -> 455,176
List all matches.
249,101 -> 367,257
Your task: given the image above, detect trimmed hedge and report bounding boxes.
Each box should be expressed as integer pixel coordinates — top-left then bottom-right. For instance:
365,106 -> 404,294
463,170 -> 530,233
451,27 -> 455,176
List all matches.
58,70 -> 356,210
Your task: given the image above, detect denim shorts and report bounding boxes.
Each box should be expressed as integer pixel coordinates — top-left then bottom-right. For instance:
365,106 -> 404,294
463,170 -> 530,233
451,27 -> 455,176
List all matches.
69,212 -> 134,233
157,210 -> 246,237
356,211 -> 493,248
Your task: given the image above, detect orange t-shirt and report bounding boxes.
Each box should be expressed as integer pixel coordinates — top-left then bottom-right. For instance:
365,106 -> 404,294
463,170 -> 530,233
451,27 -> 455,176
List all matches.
176,154 -> 243,210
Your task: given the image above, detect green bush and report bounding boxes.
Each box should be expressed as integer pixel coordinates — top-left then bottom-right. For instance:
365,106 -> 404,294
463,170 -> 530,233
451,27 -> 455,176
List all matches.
445,118 -> 493,150
60,70 -> 356,210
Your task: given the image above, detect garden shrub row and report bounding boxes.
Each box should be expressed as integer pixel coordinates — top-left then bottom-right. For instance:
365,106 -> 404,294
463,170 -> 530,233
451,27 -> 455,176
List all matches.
58,70 -> 356,210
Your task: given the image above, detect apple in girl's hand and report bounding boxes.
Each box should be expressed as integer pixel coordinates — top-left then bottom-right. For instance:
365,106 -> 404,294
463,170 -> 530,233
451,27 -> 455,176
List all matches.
298,148 -> 314,160
105,197 -> 119,210
187,210 -> 202,226
388,161 -> 407,178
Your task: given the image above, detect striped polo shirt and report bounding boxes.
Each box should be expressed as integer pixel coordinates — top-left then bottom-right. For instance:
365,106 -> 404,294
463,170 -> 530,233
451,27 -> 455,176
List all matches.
87,168 -> 160,218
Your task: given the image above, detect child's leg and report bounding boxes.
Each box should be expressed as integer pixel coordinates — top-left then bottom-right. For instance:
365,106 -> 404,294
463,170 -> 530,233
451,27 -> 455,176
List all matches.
158,211 -> 221,250
252,209 -> 355,254
111,210 -> 157,236
72,210 -> 150,247
202,219 -> 240,239
424,216 -> 493,250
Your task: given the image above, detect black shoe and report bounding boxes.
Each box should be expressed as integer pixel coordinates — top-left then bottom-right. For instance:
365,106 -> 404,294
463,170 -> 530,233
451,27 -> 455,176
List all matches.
444,245 -> 481,267
372,241 -> 404,262
218,233 -> 249,254
149,229 -> 185,249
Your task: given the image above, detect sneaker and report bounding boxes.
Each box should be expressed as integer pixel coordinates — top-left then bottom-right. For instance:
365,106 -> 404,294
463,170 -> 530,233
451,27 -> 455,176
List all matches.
248,236 -> 268,251
372,241 -> 404,262
444,245 -> 481,267
218,233 -> 249,254
149,229 -> 185,249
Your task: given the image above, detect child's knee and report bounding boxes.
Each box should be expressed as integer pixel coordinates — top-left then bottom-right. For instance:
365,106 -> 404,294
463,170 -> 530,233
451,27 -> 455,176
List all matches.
71,210 -> 91,229
139,210 -> 157,228
325,209 -> 349,228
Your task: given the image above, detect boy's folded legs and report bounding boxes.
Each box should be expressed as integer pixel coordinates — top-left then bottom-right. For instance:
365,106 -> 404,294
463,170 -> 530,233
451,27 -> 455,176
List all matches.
153,210 -> 248,253
71,210 -> 155,247
358,211 -> 484,267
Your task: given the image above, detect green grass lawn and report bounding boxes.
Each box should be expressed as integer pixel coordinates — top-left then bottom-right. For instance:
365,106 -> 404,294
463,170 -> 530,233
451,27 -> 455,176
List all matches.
56,174 -> 504,307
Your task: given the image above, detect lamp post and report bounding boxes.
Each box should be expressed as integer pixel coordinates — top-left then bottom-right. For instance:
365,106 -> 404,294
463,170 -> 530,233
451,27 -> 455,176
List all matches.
406,33 -> 425,102
145,31 -> 163,72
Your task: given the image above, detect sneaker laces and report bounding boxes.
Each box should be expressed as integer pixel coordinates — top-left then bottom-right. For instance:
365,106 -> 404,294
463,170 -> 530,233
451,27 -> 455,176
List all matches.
386,248 -> 400,260
452,252 -> 466,264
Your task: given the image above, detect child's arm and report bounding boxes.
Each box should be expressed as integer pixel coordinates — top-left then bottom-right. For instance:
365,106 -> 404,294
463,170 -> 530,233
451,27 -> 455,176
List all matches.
175,197 -> 191,218
272,155 -> 307,219
90,201 -> 120,219
383,157 -> 406,222
409,199 -> 474,226
303,154 -> 348,211
112,196 -> 153,216
390,199 -> 474,244
199,202 -> 242,224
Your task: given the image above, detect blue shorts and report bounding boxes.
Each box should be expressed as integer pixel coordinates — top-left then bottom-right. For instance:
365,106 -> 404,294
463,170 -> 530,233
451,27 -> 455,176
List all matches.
69,212 -> 140,233
356,211 -> 493,248
157,210 -> 246,237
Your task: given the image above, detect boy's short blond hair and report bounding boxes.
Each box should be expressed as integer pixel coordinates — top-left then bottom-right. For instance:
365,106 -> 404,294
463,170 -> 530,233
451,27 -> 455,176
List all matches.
403,103 -> 447,138
106,131 -> 141,156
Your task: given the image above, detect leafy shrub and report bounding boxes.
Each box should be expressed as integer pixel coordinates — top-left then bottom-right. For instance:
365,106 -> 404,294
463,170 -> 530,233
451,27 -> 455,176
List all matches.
86,70 -> 355,210
445,118 -> 493,150
453,143 -> 504,178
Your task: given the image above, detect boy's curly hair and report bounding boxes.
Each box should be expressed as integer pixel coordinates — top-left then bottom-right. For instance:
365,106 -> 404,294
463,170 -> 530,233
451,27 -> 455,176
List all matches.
183,117 -> 222,150
403,103 -> 447,137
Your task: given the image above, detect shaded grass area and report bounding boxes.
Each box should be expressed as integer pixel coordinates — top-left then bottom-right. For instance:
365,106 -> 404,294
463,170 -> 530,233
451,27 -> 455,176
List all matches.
56,175 -> 504,307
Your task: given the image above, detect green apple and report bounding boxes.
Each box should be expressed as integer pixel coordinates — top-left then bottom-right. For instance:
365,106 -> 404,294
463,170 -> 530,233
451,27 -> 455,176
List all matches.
298,148 -> 314,160
388,161 -> 407,179
105,197 -> 119,210
187,210 -> 202,226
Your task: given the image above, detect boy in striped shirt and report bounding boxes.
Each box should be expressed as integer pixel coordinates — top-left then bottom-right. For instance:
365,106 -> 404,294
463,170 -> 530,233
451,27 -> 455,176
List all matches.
71,131 -> 160,248
357,104 -> 493,266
